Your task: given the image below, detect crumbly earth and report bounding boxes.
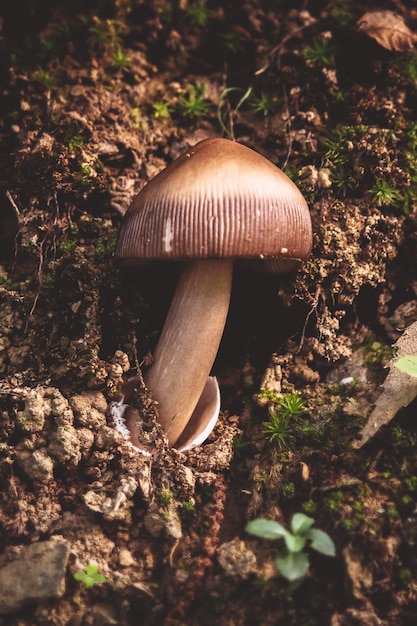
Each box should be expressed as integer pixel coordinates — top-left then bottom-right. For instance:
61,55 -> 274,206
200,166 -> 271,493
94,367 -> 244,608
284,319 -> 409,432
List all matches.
1,1 -> 417,625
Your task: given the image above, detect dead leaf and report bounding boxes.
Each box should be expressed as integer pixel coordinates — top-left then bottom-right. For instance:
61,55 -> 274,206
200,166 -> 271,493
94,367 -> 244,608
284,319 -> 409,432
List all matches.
357,320 -> 417,447
357,10 -> 417,52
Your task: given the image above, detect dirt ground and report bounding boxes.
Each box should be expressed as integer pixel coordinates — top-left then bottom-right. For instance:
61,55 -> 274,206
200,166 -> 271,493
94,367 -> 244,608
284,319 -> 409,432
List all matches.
2,1 -> 417,624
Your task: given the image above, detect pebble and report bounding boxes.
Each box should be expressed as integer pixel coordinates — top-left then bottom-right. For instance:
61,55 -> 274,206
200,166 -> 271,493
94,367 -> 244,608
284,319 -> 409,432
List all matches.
0,538 -> 70,614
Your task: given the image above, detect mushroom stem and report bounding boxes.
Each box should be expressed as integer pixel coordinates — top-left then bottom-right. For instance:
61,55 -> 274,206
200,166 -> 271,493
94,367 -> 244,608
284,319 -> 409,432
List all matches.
144,259 -> 233,447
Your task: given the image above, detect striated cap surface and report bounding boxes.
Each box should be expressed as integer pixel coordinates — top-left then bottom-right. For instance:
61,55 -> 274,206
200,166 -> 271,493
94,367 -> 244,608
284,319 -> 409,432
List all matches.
115,138 -> 312,272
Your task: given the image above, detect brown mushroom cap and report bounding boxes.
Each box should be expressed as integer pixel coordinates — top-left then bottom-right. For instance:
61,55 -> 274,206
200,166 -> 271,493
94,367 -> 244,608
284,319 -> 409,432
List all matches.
115,137 -> 312,270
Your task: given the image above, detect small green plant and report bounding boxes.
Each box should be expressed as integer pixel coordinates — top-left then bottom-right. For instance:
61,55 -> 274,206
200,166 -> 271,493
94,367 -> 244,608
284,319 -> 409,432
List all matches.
262,391 -> 307,449
33,69 -> 58,89
246,513 -> 335,582
263,410 -> 293,448
42,273 -> 56,290
185,1 -> 210,27
304,38 -> 335,68
95,234 -> 117,259
159,489 -> 173,506
111,46 -> 131,68
59,240 -> 77,255
395,355 -> 417,377
281,482 -> 296,499
250,91 -> 279,117
88,18 -> 120,51
274,391 -> 307,419
153,101 -> 172,119
385,505 -> 399,520
370,179 -> 402,208
302,500 -> 317,515
218,30 -> 245,55
181,500 -> 195,513
217,85 -> 252,138
324,490 -> 344,516
74,564 -> 106,588
177,82 -> 212,119
68,134 -> 84,152
129,107 -> 142,128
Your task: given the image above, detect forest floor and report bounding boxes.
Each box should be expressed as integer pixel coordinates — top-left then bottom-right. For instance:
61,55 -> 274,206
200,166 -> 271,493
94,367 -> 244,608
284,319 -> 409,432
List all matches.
2,1 -> 417,624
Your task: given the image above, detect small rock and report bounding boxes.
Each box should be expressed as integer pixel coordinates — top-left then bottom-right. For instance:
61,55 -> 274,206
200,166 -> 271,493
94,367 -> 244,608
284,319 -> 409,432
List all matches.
16,447 -> 54,482
217,538 -> 257,580
90,603 -> 118,626
48,425 -> 82,466
142,499 -> 183,539
15,388 -> 50,433
70,392 -> 107,429
0,538 -> 70,614
118,549 -> 135,567
143,504 -> 166,537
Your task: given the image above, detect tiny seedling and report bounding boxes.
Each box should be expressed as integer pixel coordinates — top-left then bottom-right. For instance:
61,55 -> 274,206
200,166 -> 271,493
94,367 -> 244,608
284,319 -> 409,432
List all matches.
246,512 -> 335,582
74,564 -> 106,588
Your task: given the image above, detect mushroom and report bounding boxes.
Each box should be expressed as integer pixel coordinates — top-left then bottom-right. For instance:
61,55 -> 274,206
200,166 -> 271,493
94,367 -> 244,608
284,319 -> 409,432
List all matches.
114,137 -> 312,449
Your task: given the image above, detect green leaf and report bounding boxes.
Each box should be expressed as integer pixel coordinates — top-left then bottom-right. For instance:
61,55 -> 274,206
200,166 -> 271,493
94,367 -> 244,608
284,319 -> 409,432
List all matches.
276,549 -> 310,581
291,513 -> 315,535
94,573 -> 106,584
283,532 -> 307,553
306,528 -> 336,556
74,565 -> 106,588
394,356 -> 417,378
246,519 -> 287,540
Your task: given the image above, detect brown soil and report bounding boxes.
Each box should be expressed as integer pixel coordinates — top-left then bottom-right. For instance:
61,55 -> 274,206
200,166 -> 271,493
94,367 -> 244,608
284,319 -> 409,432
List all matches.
1,1 -> 417,625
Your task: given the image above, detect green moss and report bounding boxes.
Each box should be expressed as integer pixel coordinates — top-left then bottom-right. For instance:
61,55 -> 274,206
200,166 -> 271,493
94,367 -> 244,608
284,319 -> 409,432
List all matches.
88,18 -> 121,52
158,489 -> 173,506
68,134 -> 85,152
185,1 -> 211,27
302,500 -> 317,515
398,568 -> 412,586
370,179 -> 403,208
385,505 -> 399,520
304,38 -> 336,69
362,337 -> 394,365
153,101 -> 172,119
299,420 -> 326,444
59,240 -> 77,255
281,482 -> 296,499
181,500 -> 195,513
177,82 -> 212,119
324,491 -> 344,516
339,518 -> 357,534
111,47 -> 131,68
95,235 -> 117,260
250,91 -> 279,117
42,273 -> 56,290
32,69 -> 59,89
322,122 -> 417,211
